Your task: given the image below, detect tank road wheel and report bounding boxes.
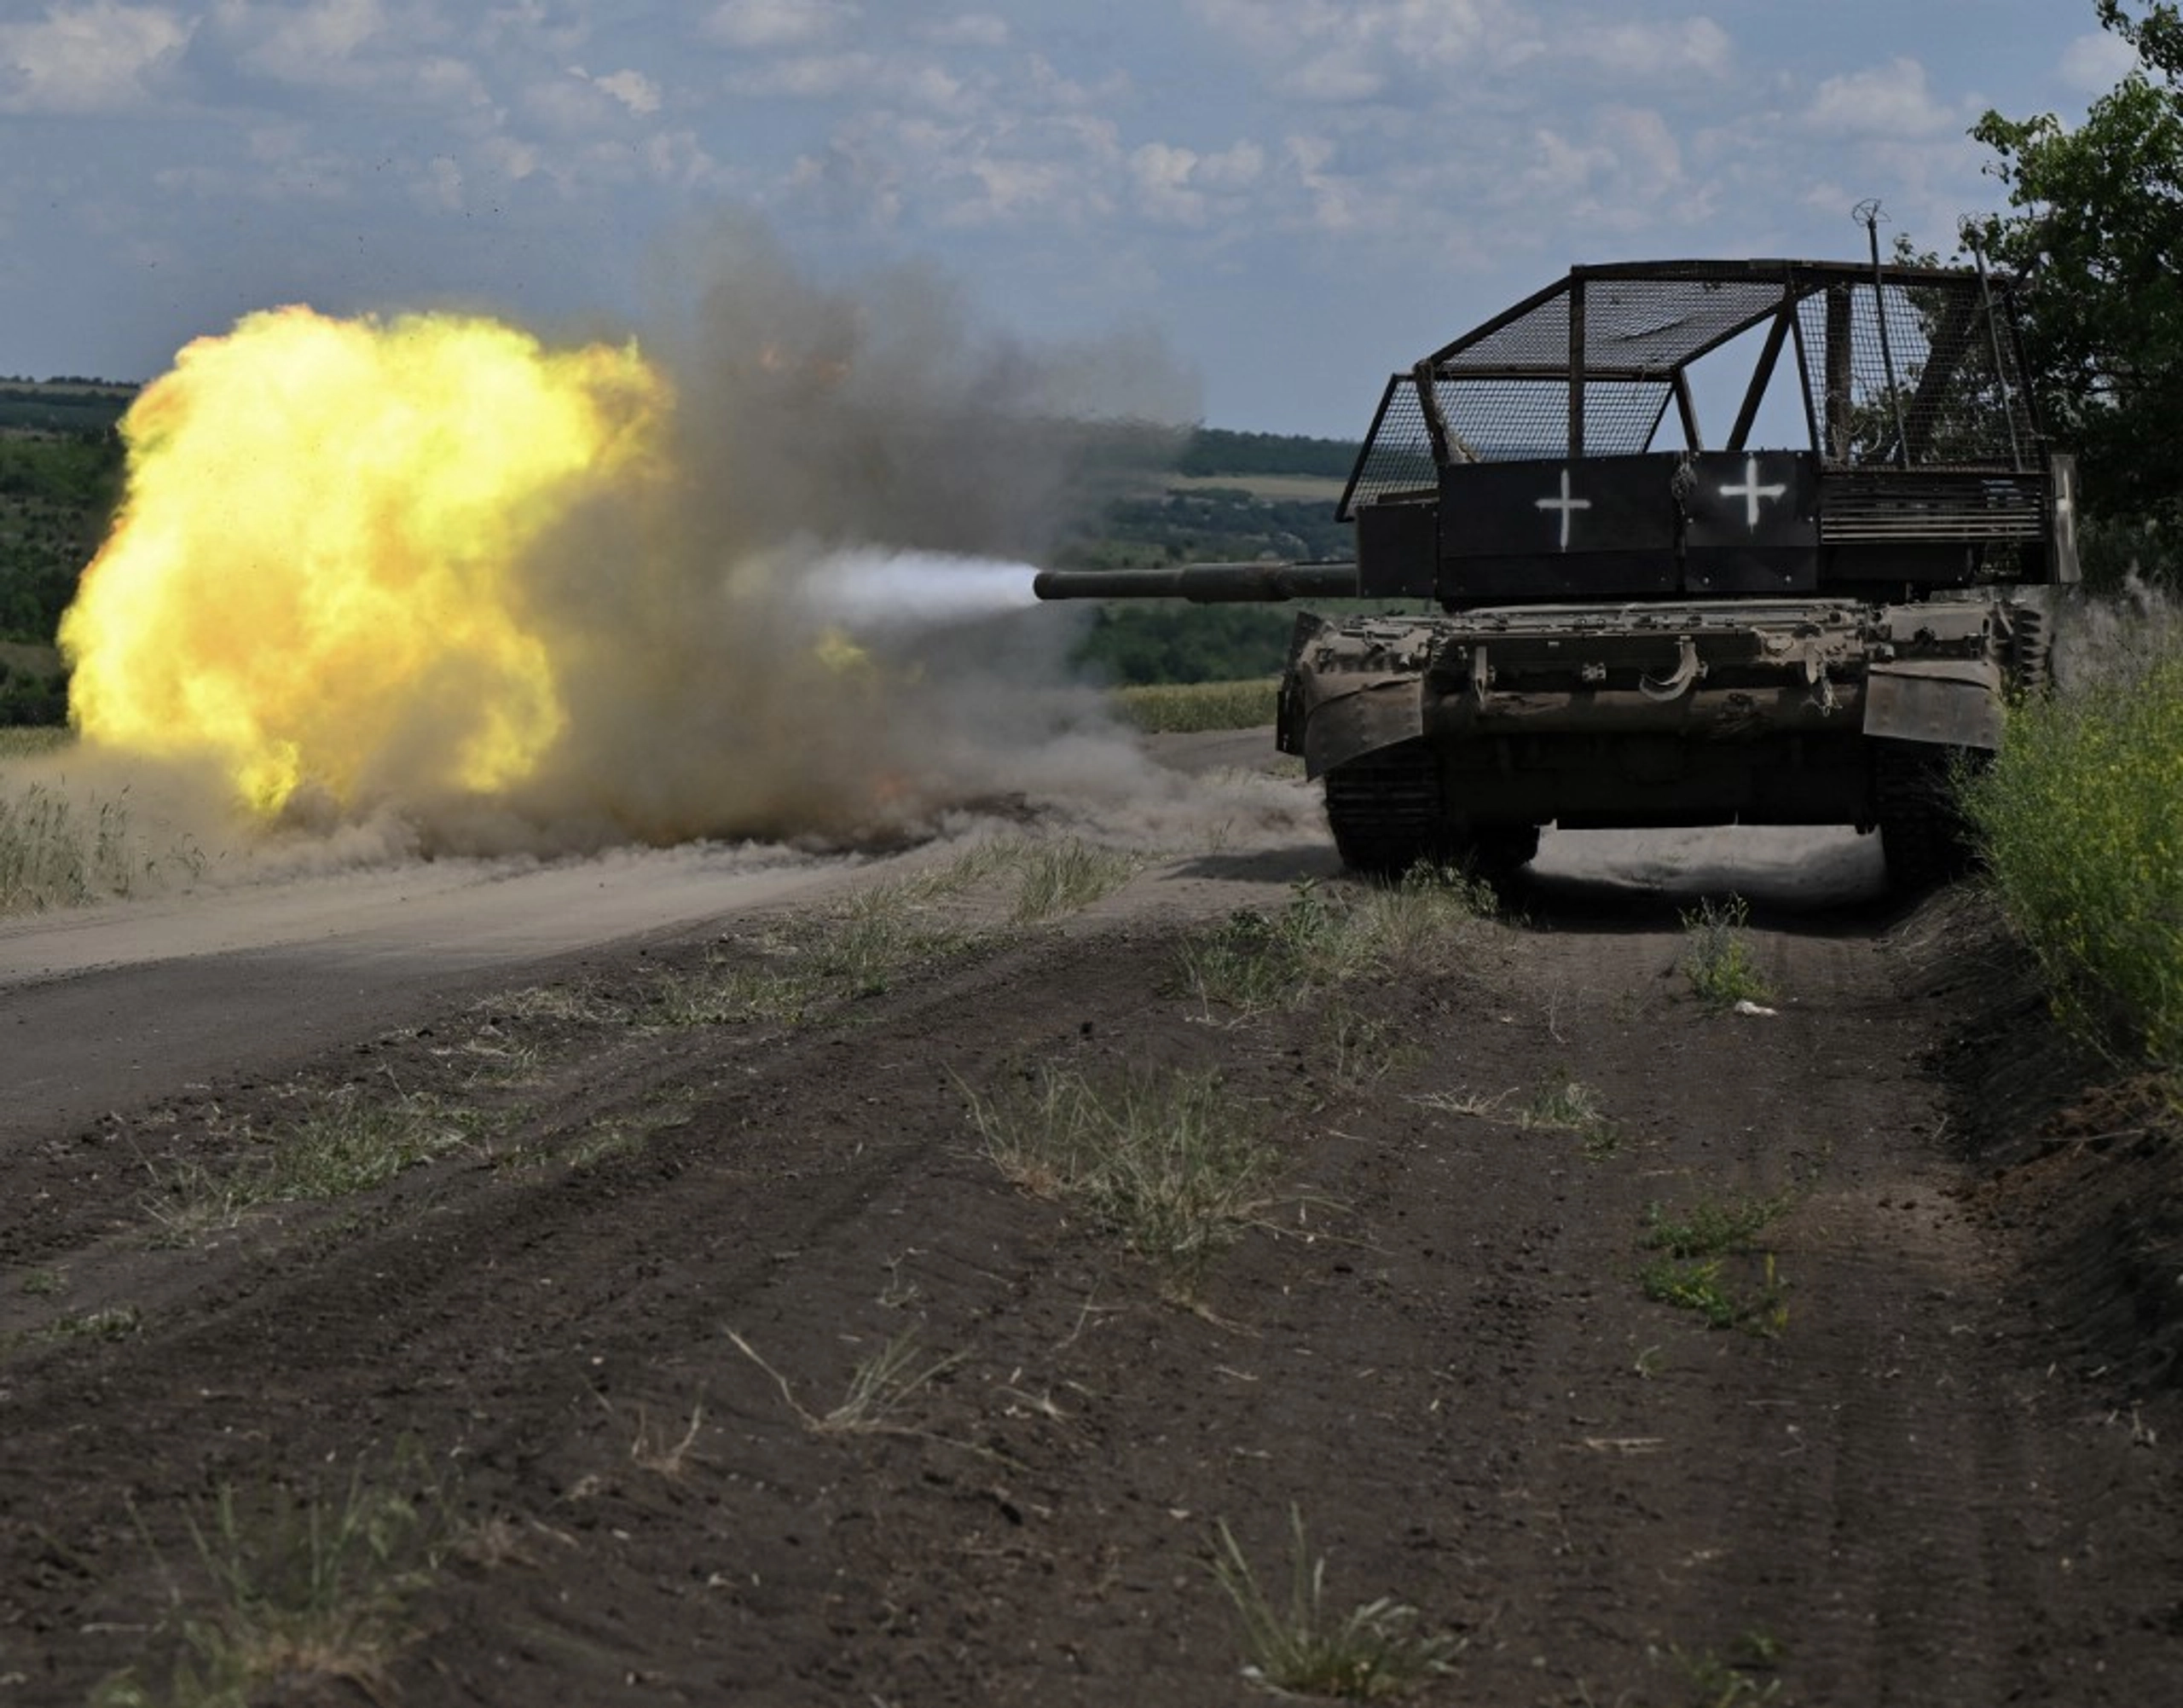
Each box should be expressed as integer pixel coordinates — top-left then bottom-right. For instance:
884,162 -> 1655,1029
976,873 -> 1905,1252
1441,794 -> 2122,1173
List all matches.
1874,740 -> 1977,895
1323,743 -> 1538,883
1324,742 -> 1448,877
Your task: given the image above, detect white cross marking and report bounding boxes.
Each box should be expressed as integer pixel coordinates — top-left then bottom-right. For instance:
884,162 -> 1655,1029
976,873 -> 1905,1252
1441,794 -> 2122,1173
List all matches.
1719,455 -> 1789,531
1536,466 -> 1591,551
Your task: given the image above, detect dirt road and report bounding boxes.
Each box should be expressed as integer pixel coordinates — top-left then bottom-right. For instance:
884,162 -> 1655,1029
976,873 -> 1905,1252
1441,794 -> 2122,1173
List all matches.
3,734 -> 2179,1706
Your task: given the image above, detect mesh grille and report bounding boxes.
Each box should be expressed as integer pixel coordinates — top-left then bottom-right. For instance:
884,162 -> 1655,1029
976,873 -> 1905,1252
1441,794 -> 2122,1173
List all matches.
1343,376 -> 1438,512
1442,378 -> 1671,460
1795,278 -> 2035,469
1343,373 -> 1677,518
1446,276 -> 1781,374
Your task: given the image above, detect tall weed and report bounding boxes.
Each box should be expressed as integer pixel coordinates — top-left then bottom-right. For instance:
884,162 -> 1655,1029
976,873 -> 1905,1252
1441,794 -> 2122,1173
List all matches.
1964,646 -> 2183,1069
0,783 -> 197,914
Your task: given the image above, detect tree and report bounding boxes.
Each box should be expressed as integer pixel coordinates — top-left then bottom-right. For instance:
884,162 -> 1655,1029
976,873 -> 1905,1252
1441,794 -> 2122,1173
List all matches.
1966,2 -> 2183,545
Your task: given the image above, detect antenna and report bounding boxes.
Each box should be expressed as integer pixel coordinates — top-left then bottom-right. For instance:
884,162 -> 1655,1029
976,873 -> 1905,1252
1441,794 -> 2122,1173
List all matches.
1853,200 -> 1910,466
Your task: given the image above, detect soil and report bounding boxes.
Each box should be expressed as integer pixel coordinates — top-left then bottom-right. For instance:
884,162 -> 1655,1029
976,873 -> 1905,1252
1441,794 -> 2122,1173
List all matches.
3,732 -> 2181,1707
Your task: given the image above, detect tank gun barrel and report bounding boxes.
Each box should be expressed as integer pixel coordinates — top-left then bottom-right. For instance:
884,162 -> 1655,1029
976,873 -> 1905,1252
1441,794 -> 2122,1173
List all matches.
1033,561 -> 1358,604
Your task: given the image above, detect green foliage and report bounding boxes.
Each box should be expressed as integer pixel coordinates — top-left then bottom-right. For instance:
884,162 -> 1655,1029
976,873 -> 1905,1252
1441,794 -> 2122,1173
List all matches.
1678,895 -> 1773,1010
1639,1250 -> 1791,1337
1074,601 -> 1302,686
1638,1191 -> 1793,1336
1068,487 -> 1353,569
1178,428 -> 1359,480
0,381 -> 133,437
1642,1192 -> 1792,1259
1961,647 -> 2183,1073
1968,3 -> 2183,553
0,642 -> 68,724
0,431 -> 122,651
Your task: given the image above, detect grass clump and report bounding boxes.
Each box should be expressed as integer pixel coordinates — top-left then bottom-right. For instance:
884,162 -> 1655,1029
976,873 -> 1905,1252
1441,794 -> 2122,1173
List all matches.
1211,1507 -> 1459,1699
1008,837 -> 1142,924
1520,1072 -> 1621,1158
1118,679 -> 1279,733
724,1328 -> 961,1438
1322,1004 -> 1415,1089
1642,1192 -> 1791,1259
1519,1072 -> 1604,1134
1678,895 -> 1773,1010
816,1333 -> 962,1433
1639,1253 -> 1791,1336
92,1456 -> 454,1708
1665,1631 -> 1787,1705
970,1063 -> 1277,1294
655,880 -> 964,1025
1962,650 -> 2183,1074
153,1091 -> 487,1236
1639,1192 -> 1794,1336
1178,867 -> 1488,1016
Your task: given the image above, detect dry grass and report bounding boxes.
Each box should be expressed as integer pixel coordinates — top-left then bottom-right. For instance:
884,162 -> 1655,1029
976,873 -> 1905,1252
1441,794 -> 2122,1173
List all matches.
969,1063 -> 1278,1296
92,1456 -> 455,1708
1118,679 -> 1280,732
1211,1506 -> 1460,1699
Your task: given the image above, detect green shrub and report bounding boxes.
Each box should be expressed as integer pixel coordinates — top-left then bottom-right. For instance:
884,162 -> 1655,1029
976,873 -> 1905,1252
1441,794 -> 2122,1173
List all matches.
1963,651 -> 2183,1070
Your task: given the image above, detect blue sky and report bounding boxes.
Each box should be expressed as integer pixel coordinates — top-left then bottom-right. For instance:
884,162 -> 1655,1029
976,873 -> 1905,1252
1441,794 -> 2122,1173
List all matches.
0,0 -> 2140,435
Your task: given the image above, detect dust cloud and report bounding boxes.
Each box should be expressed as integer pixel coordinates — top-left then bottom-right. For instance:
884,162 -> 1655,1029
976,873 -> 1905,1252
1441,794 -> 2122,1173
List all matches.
32,215 -> 1240,894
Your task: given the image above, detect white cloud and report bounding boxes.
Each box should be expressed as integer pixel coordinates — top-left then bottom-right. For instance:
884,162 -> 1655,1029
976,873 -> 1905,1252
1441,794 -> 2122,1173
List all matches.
588,67 -> 662,117
0,1 -> 193,115
1597,104 -> 1682,183
221,0 -> 388,84
727,48 -> 963,109
1570,17 -> 1731,80
2059,28 -> 2138,94
1129,138 -> 1265,227
1187,0 -> 1510,102
1805,56 -> 1954,137
704,0 -> 860,53
923,13 -> 1008,49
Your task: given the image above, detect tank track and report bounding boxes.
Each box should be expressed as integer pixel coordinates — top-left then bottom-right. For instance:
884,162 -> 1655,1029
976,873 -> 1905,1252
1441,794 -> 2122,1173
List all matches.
1324,742 -> 1447,877
1323,742 -> 1538,879
1873,739 -> 1976,894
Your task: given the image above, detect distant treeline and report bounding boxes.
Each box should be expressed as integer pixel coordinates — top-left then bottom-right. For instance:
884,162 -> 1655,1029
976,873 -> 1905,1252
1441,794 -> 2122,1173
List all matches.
0,382 -> 135,438
1070,604 -> 1303,688
1176,428 -> 1358,480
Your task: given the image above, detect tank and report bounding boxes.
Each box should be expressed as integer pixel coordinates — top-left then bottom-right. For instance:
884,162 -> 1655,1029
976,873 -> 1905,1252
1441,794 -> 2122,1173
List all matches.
1038,258 -> 2078,890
